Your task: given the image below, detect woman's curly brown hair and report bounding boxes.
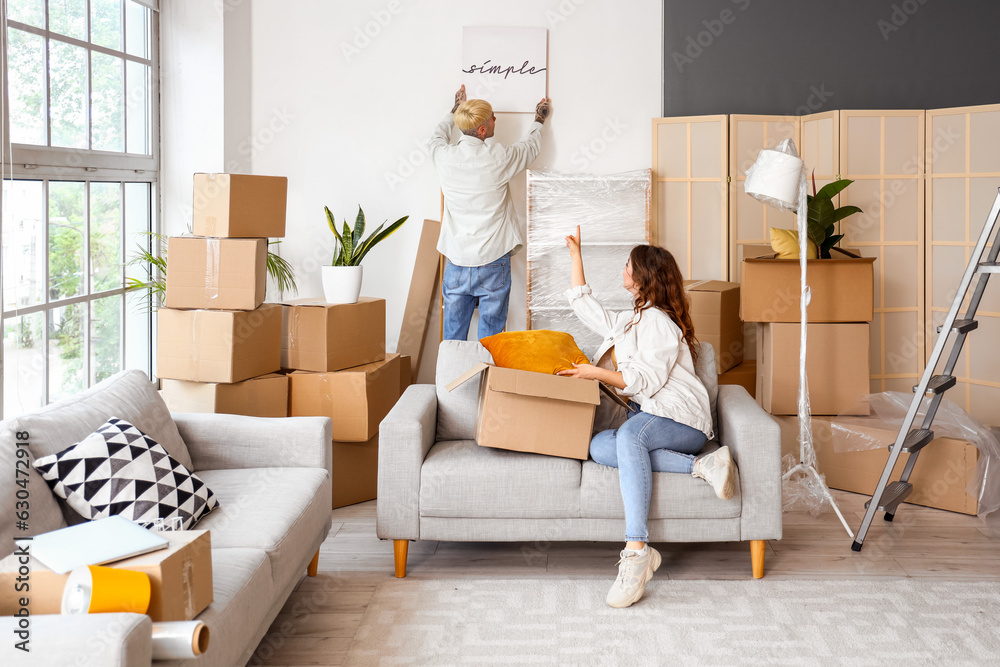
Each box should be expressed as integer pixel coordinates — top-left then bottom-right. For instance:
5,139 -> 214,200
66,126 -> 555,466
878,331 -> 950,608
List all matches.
624,245 -> 699,364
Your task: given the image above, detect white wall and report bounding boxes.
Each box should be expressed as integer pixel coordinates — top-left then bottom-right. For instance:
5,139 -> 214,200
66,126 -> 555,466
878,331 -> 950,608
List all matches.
160,0 -> 225,237
166,0 -> 662,382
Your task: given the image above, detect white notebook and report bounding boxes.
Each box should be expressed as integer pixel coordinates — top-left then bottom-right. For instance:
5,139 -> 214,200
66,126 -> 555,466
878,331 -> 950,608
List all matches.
21,516 -> 169,574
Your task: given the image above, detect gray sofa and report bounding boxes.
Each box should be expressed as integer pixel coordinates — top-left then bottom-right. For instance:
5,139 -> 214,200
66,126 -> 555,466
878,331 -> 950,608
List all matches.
377,340 -> 782,577
0,370 -> 333,666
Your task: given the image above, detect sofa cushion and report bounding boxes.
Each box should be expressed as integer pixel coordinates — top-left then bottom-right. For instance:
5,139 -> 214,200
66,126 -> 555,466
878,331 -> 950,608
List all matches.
33,417 -> 219,529
193,467 -> 330,590
579,442 -> 741,520
420,440 -> 582,518
435,340 -> 493,441
695,342 -> 719,435
13,369 -> 192,467
1,370 -> 192,550
0,421 -> 65,555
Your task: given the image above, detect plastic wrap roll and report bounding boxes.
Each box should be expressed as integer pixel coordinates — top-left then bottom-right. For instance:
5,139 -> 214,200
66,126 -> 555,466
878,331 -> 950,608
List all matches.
151,621 -> 210,660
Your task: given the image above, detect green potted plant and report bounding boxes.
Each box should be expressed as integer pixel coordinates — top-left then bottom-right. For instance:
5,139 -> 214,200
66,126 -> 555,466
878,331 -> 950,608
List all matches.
125,233 -> 297,310
805,176 -> 863,259
323,206 -> 408,304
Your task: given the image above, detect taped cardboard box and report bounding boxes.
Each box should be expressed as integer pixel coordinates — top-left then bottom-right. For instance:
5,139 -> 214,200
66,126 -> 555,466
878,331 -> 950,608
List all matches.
289,353 -> 401,442
719,360 -> 756,399
0,531 -> 213,621
164,236 -> 266,311
776,416 -> 979,515
740,246 -> 875,323
161,373 -> 288,418
684,279 -> 743,373
446,363 -> 628,460
192,173 -> 287,238
282,298 -> 386,372
333,434 -> 379,508
757,322 -> 870,416
157,304 -> 282,383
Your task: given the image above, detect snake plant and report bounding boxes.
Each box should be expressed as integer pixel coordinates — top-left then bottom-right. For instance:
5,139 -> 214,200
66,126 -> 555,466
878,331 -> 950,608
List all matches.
325,206 -> 408,266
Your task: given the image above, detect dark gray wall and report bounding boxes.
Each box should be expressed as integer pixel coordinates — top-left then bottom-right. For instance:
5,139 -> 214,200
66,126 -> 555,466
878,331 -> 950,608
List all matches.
663,0 -> 1000,116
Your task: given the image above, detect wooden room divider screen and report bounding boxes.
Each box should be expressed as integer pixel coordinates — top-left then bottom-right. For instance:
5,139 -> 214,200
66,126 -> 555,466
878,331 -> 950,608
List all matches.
652,103 -> 1000,427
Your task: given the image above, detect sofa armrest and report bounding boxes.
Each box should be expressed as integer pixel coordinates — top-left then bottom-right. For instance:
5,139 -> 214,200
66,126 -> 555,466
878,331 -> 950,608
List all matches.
376,384 -> 438,541
173,413 -> 332,476
716,384 -> 782,541
0,613 -> 151,666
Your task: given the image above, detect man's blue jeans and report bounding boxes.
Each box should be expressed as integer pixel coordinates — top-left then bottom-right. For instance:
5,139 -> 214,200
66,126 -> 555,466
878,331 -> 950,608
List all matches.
442,253 -> 511,341
590,405 -> 707,542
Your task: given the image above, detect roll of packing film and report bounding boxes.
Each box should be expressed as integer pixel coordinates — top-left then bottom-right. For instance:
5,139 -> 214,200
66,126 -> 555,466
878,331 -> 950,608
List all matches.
151,621 -> 210,659
61,565 -> 151,615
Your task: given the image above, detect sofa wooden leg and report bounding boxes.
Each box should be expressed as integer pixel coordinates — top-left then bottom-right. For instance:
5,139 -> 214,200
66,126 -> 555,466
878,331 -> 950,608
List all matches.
751,540 -> 765,579
307,550 -> 319,577
394,540 -> 409,578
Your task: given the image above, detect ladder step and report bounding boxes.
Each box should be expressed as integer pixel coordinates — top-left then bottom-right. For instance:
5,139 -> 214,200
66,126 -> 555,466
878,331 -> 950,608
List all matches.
889,428 -> 935,453
936,319 -> 978,334
978,261 -> 1000,273
864,481 -> 913,513
913,374 -> 956,397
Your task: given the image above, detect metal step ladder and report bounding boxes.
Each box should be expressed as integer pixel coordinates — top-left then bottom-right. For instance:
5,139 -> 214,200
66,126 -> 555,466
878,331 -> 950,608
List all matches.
851,188 -> 1000,551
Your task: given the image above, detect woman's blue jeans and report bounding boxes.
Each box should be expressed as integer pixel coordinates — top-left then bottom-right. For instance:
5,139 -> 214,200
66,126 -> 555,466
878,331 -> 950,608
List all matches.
442,253 -> 511,341
590,404 -> 707,542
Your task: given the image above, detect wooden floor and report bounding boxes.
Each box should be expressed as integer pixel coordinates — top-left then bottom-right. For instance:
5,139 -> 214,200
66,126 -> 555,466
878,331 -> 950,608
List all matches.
249,489 -> 1000,666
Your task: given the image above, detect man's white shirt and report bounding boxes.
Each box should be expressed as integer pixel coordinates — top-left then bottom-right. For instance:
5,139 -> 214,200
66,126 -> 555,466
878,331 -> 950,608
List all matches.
429,113 -> 543,267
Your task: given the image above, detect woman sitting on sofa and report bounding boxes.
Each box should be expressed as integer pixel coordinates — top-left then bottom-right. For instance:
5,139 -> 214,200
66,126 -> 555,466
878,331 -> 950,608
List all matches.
557,226 -> 737,609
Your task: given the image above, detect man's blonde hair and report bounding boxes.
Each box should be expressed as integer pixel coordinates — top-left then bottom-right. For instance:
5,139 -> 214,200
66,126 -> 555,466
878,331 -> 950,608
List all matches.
454,99 -> 493,132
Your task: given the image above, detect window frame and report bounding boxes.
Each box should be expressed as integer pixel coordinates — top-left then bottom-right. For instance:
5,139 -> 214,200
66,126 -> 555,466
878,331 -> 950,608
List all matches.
0,1 -> 160,418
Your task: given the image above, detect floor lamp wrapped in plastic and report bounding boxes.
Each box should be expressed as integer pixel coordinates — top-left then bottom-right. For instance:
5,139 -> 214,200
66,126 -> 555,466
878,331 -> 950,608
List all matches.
744,138 -> 855,537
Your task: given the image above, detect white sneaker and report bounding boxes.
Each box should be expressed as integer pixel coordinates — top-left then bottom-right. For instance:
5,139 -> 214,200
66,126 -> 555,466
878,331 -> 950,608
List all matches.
693,445 -> 737,500
606,546 -> 661,608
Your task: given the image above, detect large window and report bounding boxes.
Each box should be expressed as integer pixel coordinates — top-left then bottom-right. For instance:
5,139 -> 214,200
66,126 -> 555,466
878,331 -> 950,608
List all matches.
1,0 -> 158,419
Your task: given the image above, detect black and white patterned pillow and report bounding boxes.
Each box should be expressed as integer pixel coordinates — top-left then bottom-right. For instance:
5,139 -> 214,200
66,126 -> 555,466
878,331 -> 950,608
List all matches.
32,417 -> 218,530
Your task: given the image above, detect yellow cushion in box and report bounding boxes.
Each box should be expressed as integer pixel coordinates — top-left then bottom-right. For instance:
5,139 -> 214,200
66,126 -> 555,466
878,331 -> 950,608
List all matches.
479,330 -> 590,375
770,227 -> 818,259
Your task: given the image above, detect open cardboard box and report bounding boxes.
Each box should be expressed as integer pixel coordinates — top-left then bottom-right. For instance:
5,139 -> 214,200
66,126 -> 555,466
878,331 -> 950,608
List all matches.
740,246 -> 875,323
446,363 -> 632,460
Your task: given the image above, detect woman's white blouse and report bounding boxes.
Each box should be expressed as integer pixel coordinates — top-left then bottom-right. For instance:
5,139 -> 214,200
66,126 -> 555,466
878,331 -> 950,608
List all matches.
565,284 -> 714,439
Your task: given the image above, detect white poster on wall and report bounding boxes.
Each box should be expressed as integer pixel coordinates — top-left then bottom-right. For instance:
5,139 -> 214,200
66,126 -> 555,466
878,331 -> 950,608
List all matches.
461,27 -> 548,113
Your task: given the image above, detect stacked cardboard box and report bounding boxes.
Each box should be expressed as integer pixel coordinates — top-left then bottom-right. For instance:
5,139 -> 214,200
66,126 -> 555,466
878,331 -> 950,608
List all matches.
283,298 -> 398,508
684,280 -> 744,374
158,174 -> 289,417
740,246 -> 875,416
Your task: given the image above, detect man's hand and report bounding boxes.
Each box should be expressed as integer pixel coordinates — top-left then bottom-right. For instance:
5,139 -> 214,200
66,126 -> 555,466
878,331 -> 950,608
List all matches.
565,225 -> 582,259
452,84 -> 467,113
534,97 -> 551,124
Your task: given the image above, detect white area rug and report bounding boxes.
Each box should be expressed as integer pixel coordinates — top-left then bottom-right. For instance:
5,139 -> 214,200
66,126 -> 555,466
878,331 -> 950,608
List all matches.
345,578 -> 1000,665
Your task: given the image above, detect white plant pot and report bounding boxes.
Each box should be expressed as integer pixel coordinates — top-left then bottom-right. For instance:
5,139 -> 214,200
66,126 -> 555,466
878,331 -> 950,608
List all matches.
321,265 -> 363,304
